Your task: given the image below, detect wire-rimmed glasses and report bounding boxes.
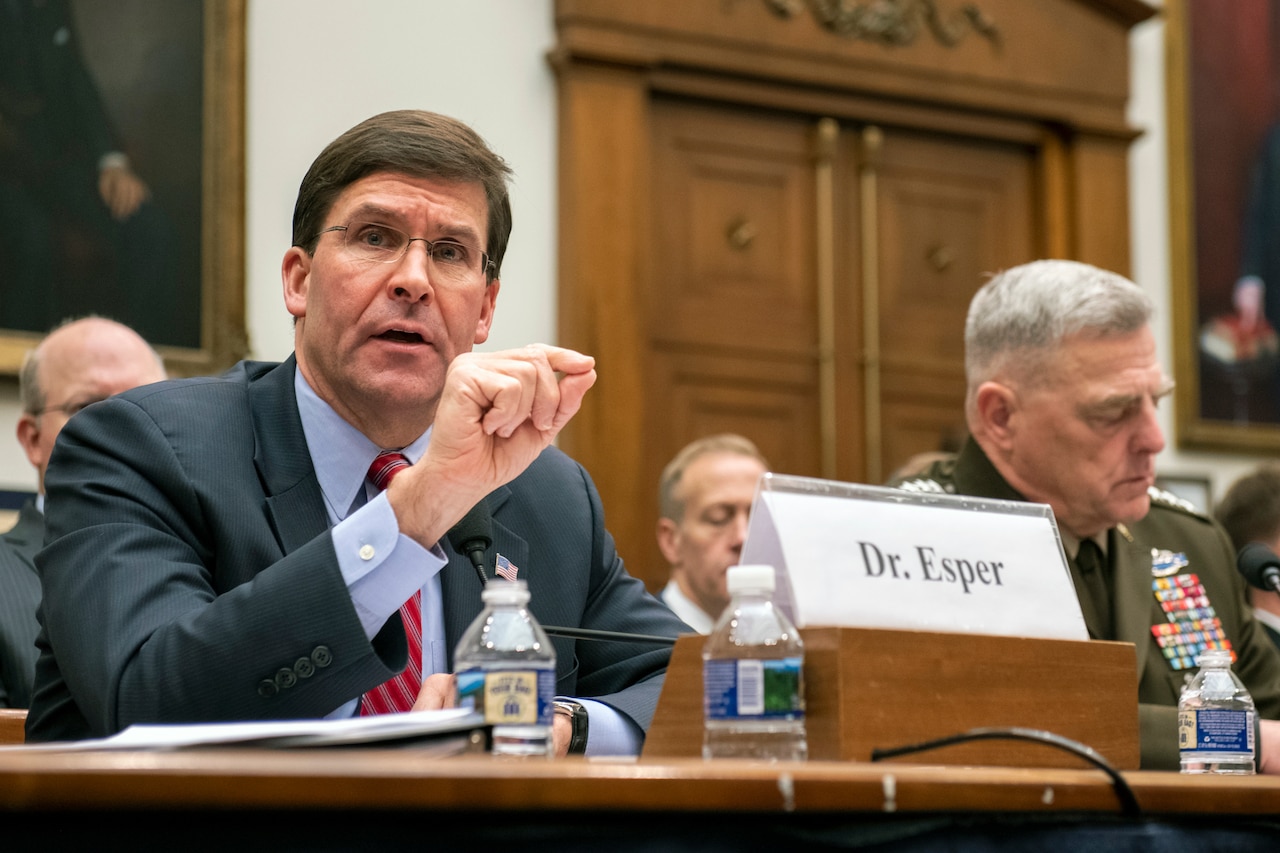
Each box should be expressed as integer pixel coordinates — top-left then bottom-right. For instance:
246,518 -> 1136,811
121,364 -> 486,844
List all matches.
316,221 -> 495,283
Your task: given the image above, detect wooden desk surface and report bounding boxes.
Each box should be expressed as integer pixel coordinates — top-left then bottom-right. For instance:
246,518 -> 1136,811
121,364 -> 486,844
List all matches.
1,750 -> 1278,817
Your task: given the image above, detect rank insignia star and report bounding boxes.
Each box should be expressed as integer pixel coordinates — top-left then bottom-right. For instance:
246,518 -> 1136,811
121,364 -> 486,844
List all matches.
1151,548 -> 1188,578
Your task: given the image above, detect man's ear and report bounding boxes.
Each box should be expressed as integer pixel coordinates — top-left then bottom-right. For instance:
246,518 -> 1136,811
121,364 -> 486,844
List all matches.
16,414 -> 42,470
973,381 -> 1018,449
656,517 -> 682,567
281,247 -> 311,319
473,278 -> 500,345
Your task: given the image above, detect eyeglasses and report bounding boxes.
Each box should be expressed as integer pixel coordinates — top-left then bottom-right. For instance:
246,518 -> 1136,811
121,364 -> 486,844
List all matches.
30,396 -> 107,418
316,221 -> 495,283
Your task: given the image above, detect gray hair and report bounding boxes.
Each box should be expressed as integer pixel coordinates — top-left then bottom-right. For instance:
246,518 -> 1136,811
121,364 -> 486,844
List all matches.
965,260 -> 1153,401
17,348 -> 42,415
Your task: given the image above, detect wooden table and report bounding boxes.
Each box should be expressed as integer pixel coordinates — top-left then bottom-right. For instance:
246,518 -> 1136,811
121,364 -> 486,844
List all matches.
2,751 -> 1279,850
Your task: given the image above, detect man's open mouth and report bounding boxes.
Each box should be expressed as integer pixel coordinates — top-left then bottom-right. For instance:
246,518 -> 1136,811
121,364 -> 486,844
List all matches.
377,329 -> 424,343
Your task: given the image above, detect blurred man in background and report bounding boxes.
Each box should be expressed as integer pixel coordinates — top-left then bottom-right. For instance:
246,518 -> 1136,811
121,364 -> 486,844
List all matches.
656,434 -> 768,633
0,317 -> 165,708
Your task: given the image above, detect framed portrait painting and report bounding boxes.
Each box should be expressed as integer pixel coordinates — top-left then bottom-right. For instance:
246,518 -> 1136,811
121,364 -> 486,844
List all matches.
0,0 -> 246,377
1169,0 -> 1280,452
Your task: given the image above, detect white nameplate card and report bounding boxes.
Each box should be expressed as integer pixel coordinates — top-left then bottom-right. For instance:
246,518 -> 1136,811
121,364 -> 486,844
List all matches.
740,473 -> 1087,641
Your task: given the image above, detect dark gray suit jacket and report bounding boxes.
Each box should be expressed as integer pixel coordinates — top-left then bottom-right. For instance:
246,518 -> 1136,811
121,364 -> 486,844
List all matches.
26,358 -> 685,741
0,501 -> 42,708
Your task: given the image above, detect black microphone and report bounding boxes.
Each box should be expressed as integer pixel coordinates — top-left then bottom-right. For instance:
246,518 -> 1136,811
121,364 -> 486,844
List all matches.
447,501 -> 493,587
1236,541 -> 1280,595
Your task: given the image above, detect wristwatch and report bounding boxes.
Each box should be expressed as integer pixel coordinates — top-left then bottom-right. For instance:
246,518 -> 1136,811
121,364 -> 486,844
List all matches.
554,699 -> 589,754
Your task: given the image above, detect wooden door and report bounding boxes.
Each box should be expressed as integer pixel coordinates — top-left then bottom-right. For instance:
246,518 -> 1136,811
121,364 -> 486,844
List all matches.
649,99 -> 825,473
610,99 -> 1041,590
553,0 -> 1148,594
857,126 -> 1040,481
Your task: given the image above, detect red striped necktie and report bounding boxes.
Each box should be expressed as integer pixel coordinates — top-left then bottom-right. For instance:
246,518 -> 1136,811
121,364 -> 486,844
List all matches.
359,451 -> 421,715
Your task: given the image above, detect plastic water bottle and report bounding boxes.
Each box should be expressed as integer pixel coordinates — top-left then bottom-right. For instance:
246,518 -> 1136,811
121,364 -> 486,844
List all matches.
454,580 -> 556,758
1178,648 -> 1256,775
702,564 -> 807,761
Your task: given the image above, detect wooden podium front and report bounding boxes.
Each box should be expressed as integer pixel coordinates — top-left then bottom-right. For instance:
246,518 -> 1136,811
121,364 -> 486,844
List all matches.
643,626 -> 1140,770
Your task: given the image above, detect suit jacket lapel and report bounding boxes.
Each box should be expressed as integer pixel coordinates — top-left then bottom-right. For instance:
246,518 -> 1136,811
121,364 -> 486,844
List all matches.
442,485 -> 530,664
247,356 -> 330,554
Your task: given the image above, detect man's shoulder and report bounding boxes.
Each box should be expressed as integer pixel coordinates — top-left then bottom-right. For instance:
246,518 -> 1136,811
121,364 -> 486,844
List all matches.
519,445 -> 584,484
1125,487 -> 1225,560
111,359 -> 285,415
501,447 -> 597,521
1142,486 -> 1215,526
0,504 -> 42,554
887,456 -> 960,495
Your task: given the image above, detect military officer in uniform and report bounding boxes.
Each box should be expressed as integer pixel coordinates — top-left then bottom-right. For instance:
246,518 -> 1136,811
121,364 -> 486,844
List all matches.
891,259 -> 1280,771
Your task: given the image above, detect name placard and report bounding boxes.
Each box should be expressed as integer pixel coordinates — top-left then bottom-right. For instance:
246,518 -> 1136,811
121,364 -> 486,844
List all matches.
740,474 -> 1087,641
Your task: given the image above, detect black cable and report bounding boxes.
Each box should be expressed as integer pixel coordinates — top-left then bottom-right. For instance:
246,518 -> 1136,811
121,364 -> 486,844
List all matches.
870,726 -> 1141,818
541,625 -> 678,645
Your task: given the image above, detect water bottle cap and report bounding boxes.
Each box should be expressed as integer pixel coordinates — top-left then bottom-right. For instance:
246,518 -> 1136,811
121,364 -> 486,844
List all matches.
727,564 -> 776,594
480,579 -> 530,605
1195,648 -> 1233,668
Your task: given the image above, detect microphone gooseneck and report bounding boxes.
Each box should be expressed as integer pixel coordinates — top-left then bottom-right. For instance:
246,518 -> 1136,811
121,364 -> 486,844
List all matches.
540,625 -> 678,646
447,501 -> 493,587
1236,541 -> 1280,595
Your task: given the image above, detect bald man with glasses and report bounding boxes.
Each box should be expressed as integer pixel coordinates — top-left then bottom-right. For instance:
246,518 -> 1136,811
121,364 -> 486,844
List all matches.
0,316 -> 166,708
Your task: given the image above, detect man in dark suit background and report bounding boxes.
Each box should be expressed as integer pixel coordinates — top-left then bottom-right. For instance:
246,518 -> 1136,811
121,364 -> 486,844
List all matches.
26,110 -> 688,754
1216,463 -> 1280,650
0,316 -> 165,708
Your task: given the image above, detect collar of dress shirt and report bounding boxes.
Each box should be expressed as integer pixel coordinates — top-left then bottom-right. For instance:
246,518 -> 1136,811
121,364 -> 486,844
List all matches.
293,367 -> 430,523
1253,603 -> 1280,636
1059,530 -> 1108,562
660,579 -> 715,634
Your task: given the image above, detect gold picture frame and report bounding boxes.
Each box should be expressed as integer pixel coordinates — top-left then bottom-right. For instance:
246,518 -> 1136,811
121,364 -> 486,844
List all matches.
1169,0 -> 1280,452
0,0 -> 246,378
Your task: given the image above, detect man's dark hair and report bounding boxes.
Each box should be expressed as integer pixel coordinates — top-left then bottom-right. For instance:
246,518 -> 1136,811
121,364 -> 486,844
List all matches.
1216,463 -> 1280,551
291,110 -> 513,281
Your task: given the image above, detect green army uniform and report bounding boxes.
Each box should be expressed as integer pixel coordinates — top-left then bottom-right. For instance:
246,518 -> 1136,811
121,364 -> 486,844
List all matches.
892,439 -> 1280,770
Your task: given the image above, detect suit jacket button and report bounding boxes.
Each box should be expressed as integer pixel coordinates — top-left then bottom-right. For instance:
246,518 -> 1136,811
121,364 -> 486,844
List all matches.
258,679 -> 278,698
275,667 -> 297,690
312,645 -> 333,668
295,656 -> 315,678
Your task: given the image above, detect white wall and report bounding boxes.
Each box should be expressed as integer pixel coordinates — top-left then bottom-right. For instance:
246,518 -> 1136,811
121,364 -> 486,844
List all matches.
0,1 -> 1267,508
243,0 -> 557,366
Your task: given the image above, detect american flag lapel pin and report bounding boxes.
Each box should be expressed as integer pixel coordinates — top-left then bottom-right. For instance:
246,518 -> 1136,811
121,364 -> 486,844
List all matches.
495,553 -> 519,582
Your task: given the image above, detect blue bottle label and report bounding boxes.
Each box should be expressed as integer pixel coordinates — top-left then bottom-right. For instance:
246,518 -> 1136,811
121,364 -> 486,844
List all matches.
1178,708 -> 1256,754
704,657 -> 804,721
457,667 -> 555,726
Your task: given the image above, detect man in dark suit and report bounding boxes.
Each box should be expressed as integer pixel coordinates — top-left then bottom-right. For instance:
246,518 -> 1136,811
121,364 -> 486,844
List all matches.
1,316 -> 166,708
26,110 -> 689,754
890,259 -> 1280,772
1215,463 -> 1280,650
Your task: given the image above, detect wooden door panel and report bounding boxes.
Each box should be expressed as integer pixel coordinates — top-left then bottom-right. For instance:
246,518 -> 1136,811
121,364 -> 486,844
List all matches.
879,398 -> 969,482
653,350 -> 822,480
628,346 -> 823,590
873,131 -> 1038,370
653,100 -> 817,355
